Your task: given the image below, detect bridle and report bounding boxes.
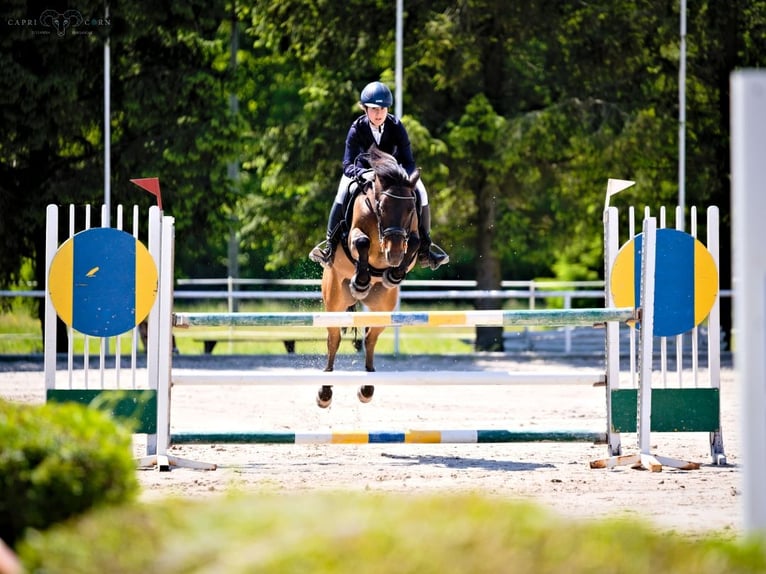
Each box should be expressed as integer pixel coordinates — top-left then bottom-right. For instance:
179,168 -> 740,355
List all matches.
366,187 -> 417,246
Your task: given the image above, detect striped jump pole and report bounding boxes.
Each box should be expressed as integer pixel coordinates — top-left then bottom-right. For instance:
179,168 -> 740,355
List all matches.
171,429 -> 608,445
173,307 -> 638,329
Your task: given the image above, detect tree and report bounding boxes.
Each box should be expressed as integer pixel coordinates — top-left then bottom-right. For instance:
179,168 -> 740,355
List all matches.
3,0 -> 763,353
0,2 -> 242,347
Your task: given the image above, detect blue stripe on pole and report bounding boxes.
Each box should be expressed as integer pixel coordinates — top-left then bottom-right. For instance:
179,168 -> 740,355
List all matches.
369,431 -> 406,443
391,312 -> 430,325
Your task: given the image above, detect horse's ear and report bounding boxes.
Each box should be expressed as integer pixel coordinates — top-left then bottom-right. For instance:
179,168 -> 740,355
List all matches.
409,168 -> 421,188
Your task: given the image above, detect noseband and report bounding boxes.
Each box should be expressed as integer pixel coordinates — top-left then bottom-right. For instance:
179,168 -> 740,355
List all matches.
369,188 -> 416,244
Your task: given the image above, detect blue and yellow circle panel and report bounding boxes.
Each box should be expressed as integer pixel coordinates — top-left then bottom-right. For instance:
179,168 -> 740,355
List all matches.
611,228 -> 718,337
48,227 -> 158,337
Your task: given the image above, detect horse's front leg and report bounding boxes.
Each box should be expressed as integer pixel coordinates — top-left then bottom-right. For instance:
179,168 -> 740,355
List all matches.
349,232 -> 372,299
382,235 -> 421,288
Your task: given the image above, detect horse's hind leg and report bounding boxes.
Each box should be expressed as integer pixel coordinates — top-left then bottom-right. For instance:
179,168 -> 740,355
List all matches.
355,325 -> 386,403
324,326 -> 342,372
317,326 -> 342,408
363,325 -> 385,372
317,385 -> 333,408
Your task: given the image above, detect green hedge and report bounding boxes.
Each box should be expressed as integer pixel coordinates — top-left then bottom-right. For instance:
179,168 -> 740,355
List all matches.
17,492 -> 766,573
0,399 -> 138,548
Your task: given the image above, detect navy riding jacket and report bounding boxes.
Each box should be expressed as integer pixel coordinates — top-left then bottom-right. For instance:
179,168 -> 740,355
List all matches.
342,114 -> 417,179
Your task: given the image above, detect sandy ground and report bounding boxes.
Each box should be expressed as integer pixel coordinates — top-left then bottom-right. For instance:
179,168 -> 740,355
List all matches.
0,352 -> 743,539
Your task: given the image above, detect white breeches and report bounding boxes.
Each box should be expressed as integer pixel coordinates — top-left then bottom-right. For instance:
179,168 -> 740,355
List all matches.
334,174 -> 428,206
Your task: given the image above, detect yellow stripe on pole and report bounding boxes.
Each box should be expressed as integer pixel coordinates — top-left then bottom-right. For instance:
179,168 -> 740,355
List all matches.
331,431 -> 369,444
352,313 -> 392,327
427,312 -> 467,326
406,430 -> 442,443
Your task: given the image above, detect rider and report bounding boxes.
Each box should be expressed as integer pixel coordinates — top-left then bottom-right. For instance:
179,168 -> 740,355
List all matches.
309,81 -> 449,270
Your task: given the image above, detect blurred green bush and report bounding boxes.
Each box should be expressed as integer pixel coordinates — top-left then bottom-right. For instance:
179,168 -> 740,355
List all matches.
0,399 -> 138,548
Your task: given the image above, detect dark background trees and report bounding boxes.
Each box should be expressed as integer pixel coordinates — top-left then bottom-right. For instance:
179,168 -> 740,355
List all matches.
2,1 -> 764,349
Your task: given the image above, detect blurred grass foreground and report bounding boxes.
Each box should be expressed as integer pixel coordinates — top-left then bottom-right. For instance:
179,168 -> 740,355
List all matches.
18,491 -> 766,573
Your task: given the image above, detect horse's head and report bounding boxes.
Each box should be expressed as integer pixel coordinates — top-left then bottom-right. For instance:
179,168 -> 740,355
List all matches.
369,148 -> 419,267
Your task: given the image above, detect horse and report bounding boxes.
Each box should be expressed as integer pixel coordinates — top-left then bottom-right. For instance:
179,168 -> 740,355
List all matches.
317,148 -> 421,408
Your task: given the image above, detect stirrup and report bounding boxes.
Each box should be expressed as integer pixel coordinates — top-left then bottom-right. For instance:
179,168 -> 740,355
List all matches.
419,244 -> 449,270
309,240 -> 333,268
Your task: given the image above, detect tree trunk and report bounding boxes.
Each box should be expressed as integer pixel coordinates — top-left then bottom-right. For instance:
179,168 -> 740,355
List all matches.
474,182 -> 504,351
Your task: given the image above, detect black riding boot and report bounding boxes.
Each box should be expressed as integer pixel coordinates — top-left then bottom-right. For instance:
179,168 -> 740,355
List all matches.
309,202 -> 345,268
417,205 -> 449,270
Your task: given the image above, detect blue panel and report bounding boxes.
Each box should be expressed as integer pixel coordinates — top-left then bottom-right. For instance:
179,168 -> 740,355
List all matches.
633,229 -> 695,337
72,228 -> 137,337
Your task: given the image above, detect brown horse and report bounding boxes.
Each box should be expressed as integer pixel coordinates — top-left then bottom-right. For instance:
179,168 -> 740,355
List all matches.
317,148 -> 421,408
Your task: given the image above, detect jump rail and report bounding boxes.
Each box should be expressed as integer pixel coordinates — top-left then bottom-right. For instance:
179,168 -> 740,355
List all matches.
171,370 -> 607,387
171,429 -> 608,445
172,308 -> 638,329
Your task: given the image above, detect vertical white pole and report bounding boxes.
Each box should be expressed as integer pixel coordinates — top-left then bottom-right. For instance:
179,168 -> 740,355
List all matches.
604,206 -> 621,456
637,217 -> 657,455
99,204 -> 109,387
629,206 -> 637,388
146,207 -> 162,457
731,70 -> 766,534
706,206 -> 721,386
674,205 -> 684,387
393,0 -> 404,355
156,215 -> 175,455
678,0 -> 686,229
44,205 -> 59,390
103,4 -> 111,227
706,206 -> 724,464
395,0 -> 403,119
131,205 -> 140,389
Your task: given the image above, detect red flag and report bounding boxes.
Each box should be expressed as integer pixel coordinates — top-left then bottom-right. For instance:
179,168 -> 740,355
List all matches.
130,178 -> 163,210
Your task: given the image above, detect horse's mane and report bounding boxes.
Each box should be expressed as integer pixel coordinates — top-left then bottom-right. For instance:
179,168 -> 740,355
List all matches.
368,147 -> 412,191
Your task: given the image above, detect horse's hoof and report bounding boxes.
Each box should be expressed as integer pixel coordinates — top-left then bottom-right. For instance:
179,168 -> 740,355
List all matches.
350,277 -> 371,300
357,385 -> 374,403
382,269 -> 405,289
317,385 -> 333,408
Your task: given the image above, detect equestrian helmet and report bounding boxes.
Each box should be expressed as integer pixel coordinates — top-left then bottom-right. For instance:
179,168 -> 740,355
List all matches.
360,81 -> 393,108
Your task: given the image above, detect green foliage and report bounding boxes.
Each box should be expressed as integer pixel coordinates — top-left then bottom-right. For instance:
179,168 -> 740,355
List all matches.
3,0 -> 766,296
0,399 -> 138,548
18,492 -> 766,573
